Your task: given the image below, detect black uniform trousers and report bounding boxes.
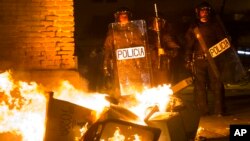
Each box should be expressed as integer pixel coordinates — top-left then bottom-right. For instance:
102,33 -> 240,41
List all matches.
193,58 -> 225,115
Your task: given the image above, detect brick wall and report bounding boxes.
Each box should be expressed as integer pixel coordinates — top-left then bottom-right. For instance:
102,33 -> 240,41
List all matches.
0,0 -> 76,70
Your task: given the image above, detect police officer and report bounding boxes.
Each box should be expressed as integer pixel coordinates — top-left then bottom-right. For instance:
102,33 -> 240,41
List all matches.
103,7 -> 149,100
184,1 -> 226,116
103,7 -> 132,80
147,14 -> 180,86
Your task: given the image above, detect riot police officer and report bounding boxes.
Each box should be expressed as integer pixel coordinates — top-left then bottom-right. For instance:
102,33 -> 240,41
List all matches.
184,1 -> 226,116
103,7 -> 132,99
103,7 -> 152,100
103,7 -> 132,80
147,13 -> 180,86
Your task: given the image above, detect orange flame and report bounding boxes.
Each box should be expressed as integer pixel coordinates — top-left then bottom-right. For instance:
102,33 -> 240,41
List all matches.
119,84 -> 173,121
52,80 -> 110,120
106,127 -> 125,141
0,70 -> 174,141
0,71 -> 15,99
0,70 -> 110,141
0,71 -> 47,141
103,127 -> 142,141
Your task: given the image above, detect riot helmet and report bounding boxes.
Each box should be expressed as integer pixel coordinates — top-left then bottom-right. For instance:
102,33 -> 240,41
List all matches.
195,1 -> 213,22
114,7 -> 132,23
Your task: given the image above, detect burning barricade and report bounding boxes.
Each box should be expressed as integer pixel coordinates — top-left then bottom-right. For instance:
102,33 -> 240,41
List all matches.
0,70 -> 199,141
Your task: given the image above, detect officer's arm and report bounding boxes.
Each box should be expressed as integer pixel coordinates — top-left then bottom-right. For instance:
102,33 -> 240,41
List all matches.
103,31 -> 113,76
184,27 -> 195,61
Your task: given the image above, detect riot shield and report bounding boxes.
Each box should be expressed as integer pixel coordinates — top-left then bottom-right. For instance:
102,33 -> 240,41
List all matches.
109,20 -> 153,96
210,38 -> 247,84
194,27 -> 247,84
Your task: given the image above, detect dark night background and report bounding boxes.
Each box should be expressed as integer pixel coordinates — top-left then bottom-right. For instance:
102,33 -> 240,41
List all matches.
73,0 -> 250,91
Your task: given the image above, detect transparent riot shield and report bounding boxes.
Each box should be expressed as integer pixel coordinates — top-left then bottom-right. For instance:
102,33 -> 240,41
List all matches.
109,20 -> 153,96
214,16 -> 248,84
194,27 -> 247,84
210,38 -> 247,84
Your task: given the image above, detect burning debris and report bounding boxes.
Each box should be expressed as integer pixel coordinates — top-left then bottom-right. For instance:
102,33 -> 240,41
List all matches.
82,119 -> 161,141
0,70 -> 109,141
0,70 -> 47,141
0,70 -> 199,141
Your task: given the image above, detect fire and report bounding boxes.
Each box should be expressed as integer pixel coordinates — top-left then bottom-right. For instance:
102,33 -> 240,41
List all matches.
106,127 -> 125,141
0,70 -> 174,141
133,134 -> 141,141
103,127 -> 142,141
0,70 -> 110,141
0,71 -> 47,141
0,70 -> 14,97
52,80 -> 110,120
119,84 -> 173,121
79,123 -> 89,139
